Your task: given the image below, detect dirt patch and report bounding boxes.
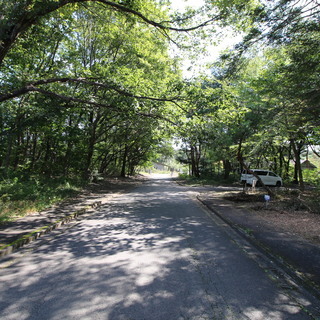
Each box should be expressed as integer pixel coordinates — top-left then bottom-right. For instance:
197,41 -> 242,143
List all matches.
58,175 -> 147,208
224,193 -> 265,203
85,175 -> 146,194
223,190 -> 320,246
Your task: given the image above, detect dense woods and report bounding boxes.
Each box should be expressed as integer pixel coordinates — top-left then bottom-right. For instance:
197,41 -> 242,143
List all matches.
0,0 -> 319,209
0,0 -> 183,179
174,0 -> 320,192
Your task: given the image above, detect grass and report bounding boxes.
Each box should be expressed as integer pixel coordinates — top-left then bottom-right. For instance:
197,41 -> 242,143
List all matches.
178,173 -> 320,213
0,175 -> 85,225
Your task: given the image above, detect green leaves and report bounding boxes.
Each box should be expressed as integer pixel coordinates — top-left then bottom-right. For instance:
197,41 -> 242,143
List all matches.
0,0 -> 186,178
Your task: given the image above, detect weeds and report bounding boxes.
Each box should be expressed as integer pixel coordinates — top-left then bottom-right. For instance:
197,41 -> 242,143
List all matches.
0,175 -> 85,224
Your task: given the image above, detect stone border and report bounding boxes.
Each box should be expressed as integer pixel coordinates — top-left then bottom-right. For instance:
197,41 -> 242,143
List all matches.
0,201 -> 102,257
196,195 -> 320,302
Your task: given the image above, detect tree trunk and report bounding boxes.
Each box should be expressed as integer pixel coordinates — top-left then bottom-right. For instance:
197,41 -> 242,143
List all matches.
42,139 -> 51,176
223,159 -> 232,179
190,145 -> 200,178
83,111 -> 101,179
290,139 -> 304,191
30,133 -> 38,170
4,133 -> 13,172
120,145 -> 128,177
278,147 -> 284,178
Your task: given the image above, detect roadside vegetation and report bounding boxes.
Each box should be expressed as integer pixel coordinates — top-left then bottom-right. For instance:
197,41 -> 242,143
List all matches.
176,173 -> 239,187
0,0 -> 319,222
0,172 -> 84,224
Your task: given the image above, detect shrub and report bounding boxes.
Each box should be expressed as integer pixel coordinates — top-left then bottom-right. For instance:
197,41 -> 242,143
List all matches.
303,169 -> 320,186
0,175 -> 84,224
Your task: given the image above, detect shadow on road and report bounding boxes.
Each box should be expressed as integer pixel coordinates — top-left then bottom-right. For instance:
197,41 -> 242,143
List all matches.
0,177 -> 318,319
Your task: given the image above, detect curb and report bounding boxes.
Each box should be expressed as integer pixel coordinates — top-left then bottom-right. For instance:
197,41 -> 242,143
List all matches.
197,195 -> 320,302
0,201 -> 102,258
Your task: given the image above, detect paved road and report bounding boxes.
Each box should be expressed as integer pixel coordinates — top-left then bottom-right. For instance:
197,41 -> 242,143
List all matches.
0,175 -> 319,320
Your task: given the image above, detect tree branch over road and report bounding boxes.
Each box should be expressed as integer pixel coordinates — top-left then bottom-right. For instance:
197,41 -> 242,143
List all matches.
0,78 -> 177,124
0,77 -> 181,104
0,0 -> 217,66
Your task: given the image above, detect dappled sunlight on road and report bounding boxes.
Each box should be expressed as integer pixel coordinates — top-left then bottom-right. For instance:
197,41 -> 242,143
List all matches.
0,178 -> 317,319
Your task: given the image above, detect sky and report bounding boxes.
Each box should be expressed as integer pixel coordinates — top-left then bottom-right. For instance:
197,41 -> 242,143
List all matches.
170,0 -> 205,11
168,0 -> 241,78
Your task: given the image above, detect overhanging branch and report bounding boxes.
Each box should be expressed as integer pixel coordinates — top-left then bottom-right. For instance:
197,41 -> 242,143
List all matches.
0,77 -> 182,103
0,83 -> 178,125
96,0 -> 218,32
0,0 -> 219,66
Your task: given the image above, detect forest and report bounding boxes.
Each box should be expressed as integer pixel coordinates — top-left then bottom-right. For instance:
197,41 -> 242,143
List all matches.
0,0 -> 319,220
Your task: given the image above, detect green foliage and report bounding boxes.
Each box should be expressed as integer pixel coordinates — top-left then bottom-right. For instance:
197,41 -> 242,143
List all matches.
0,0 -> 184,180
1,0 -> 320,196
303,170 -> 320,187
178,16 -> 320,189
177,172 -> 238,186
0,173 -> 84,224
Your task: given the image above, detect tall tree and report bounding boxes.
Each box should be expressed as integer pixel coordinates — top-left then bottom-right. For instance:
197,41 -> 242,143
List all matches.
0,0 -> 184,177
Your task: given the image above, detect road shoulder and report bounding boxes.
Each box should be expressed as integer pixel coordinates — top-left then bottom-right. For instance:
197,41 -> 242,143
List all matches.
197,190 -> 320,300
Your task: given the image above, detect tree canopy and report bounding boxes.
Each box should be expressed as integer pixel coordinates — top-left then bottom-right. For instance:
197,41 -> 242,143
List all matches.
0,0 -> 319,191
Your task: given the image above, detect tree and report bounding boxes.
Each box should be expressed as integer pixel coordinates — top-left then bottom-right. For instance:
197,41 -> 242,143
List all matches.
0,1 -> 183,178
0,0 -> 224,67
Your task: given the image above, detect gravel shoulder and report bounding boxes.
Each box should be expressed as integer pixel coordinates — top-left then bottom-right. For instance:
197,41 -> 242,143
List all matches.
219,189 -> 320,246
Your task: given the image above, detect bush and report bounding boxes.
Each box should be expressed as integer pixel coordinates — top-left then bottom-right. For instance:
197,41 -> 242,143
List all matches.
0,175 -> 85,224
303,169 -> 320,186
177,172 -> 238,186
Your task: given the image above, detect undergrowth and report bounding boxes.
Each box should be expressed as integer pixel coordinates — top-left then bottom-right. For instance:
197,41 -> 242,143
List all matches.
178,173 -> 320,213
0,175 -> 85,224
177,173 -> 238,186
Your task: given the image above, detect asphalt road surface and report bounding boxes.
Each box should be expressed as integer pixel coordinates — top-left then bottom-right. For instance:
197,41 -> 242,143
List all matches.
1,175 -> 320,320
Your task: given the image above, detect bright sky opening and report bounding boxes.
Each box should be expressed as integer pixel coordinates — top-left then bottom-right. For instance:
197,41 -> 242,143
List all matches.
168,0 -> 242,78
